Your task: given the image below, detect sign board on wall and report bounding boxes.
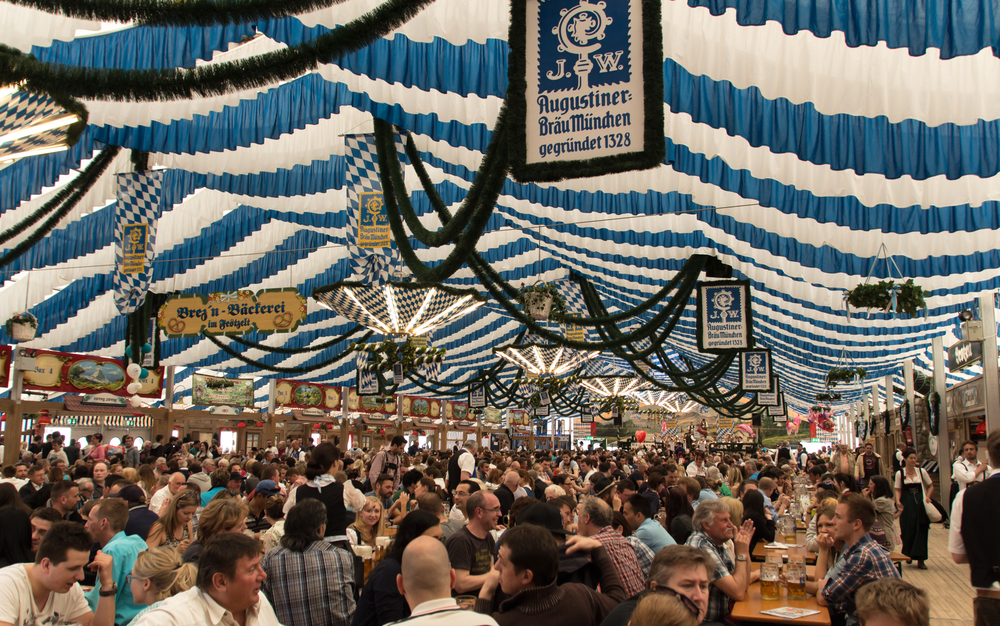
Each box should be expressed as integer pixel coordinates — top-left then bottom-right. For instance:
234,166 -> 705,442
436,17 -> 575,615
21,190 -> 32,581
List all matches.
158,289 -> 306,337
191,374 -> 255,407
274,380 -> 341,410
21,349 -> 163,398
445,401 -> 469,422
948,340 -> 981,372
739,349 -> 772,392
347,389 -> 398,416
507,0 -> 664,182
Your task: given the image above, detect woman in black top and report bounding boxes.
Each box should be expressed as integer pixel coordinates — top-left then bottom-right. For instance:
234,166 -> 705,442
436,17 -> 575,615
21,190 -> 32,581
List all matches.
352,510 -> 442,626
663,486 -> 694,545
741,489 -> 775,552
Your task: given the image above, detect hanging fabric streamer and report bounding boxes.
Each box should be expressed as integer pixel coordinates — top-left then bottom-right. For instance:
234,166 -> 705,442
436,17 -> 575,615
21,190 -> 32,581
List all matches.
344,134 -> 402,285
114,172 -> 162,315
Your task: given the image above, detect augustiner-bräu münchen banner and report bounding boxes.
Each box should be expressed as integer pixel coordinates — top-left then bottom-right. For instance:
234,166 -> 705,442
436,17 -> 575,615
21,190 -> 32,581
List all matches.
508,0 -> 664,182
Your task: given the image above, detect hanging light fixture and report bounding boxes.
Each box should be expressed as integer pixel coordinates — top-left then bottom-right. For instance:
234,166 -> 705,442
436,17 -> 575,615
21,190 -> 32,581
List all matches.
579,375 -> 646,398
493,340 -> 600,376
313,280 -> 486,337
0,84 -> 87,164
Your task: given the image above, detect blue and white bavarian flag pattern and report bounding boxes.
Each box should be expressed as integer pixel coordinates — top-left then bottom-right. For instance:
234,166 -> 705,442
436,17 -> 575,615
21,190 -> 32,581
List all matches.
344,134 -> 401,286
114,172 -> 162,315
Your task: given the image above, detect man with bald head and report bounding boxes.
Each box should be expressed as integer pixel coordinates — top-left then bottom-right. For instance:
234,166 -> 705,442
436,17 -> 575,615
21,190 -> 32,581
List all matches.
148,471 -> 186,516
494,471 -> 518,519
394,536 -> 499,626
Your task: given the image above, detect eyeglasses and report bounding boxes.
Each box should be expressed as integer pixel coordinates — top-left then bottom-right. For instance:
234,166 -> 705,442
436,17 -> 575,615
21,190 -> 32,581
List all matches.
652,585 -> 700,616
125,574 -> 145,585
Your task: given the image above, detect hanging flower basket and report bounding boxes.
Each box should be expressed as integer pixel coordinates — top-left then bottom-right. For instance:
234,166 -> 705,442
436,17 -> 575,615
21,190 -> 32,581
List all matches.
825,367 -> 866,388
5,312 -> 37,341
845,279 -> 927,317
517,283 -> 567,321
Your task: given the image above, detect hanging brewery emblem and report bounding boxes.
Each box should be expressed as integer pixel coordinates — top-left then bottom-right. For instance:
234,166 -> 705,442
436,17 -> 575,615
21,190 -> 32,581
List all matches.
508,0 -> 664,182
697,280 -> 754,353
739,348 -> 772,392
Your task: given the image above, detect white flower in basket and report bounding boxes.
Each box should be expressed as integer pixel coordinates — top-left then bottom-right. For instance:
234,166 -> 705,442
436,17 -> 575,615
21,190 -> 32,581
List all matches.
523,291 -> 554,320
6,312 -> 37,342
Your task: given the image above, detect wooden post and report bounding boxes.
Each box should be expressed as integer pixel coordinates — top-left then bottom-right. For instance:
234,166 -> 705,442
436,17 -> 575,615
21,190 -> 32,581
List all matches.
3,402 -> 24,467
933,336 -> 952,502
979,293 -> 1000,434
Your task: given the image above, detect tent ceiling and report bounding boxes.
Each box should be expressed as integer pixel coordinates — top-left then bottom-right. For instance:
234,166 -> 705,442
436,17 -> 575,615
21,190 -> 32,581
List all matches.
1,0 -> 997,414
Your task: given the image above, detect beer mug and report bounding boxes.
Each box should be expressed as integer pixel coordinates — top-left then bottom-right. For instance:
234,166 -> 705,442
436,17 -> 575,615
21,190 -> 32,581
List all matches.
780,514 -> 797,542
786,555 -> 807,600
760,562 -> 781,601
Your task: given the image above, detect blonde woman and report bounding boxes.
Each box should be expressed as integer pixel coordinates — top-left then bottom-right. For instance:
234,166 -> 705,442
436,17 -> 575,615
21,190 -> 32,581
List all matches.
121,467 -> 140,486
146,490 -> 198,552
125,546 -> 197,626
629,592 -> 698,626
725,467 -> 743,494
347,496 -> 387,548
805,497 -> 839,552
180,497 -> 248,564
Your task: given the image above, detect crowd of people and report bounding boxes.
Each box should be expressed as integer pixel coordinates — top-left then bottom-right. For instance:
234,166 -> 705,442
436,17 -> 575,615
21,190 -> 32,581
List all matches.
1,427 -> 993,626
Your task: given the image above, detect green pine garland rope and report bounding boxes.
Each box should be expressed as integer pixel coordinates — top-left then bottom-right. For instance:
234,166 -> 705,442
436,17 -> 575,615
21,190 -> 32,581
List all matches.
6,0 -> 364,26
202,329 -> 373,373
0,0 -> 437,101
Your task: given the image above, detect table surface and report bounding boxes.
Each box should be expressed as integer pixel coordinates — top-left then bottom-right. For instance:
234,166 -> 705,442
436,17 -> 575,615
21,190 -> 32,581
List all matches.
729,581 -> 832,626
751,532 -> 907,565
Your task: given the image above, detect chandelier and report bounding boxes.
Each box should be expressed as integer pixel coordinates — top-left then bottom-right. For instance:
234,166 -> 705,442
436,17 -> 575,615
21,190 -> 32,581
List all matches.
493,341 -> 600,376
579,375 -> 646,398
0,85 -> 85,163
314,280 -> 486,337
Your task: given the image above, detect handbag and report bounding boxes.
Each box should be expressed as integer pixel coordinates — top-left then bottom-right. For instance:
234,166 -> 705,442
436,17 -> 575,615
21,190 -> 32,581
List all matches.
919,468 -> 942,523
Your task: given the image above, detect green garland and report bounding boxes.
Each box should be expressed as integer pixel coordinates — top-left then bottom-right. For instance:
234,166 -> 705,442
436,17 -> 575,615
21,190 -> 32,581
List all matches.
354,336 -> 445,372
517,283 -> 568,322
202,330 -> 373,373
0,145 -> 121,270
0,0 -> 436,101
815,392 -> 842,402
7,0 -> 361,26
229,325 -> 366,354
845,279 -> 927,317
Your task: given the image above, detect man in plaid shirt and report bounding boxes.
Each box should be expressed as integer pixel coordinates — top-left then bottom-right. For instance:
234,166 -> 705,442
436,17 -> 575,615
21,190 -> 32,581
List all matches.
685,500 -> 755,624
819,493 -> 900,623
261,499 -> 356,626
578,497 -> 645,597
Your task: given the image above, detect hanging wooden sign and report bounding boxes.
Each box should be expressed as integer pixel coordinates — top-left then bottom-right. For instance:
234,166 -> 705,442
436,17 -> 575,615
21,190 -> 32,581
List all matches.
20,348 -> 162,398
508,0 -> 664,182
158,288 -> 306,337
274,380 -> 342,410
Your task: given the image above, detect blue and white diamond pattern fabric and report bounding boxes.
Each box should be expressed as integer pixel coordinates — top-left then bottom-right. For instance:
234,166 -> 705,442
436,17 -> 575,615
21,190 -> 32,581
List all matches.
114,171 -> 162,315
344,133 -> 401,286
0,90 -> 62,137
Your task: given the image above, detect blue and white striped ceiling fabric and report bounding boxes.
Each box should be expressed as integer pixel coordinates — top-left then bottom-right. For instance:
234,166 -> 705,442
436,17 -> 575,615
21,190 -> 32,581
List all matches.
1,0 -> 998,415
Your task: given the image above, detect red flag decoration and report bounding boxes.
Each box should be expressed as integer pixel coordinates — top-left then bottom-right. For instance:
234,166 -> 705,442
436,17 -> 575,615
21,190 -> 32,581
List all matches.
590,422 -> 597,437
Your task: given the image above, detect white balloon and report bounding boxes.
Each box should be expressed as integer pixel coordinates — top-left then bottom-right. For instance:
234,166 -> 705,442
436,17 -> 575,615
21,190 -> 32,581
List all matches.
126,363 -> 142,379
126,382 -> 142,394
130,395 -> 142,408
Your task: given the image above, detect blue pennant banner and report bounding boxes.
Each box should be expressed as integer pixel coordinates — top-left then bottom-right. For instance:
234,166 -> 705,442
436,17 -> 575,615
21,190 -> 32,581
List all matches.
114,172 -> 163,315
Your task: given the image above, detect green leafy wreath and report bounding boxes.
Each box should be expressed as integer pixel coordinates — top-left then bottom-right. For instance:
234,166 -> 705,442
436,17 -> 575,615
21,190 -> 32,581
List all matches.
845,279 -> 927,317
825,367 -> 866,388
517,283 -> 568,322
815,392 -> 842,402
354,337 -> 445,373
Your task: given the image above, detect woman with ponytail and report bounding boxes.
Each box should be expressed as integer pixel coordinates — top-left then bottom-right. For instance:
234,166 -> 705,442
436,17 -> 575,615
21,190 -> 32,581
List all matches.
282,442 -> 366,547
125,546 -> 197,626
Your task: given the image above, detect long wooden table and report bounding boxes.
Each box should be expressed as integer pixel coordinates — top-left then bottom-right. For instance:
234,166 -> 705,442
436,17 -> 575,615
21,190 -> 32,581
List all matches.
730,581 -> 831,625
751,532 -> 815,563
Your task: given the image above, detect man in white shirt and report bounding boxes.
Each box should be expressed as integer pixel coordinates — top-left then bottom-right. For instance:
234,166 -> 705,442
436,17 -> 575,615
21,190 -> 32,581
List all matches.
392,535 -> 499,626
133,533 -> 281,626
149,472 -> 187,517
953,440 -> 988,492
0,521 -> 116,626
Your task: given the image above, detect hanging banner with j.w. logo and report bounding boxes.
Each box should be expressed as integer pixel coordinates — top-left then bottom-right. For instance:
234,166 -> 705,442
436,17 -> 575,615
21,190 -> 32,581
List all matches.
114,172 -> 162,315
739,348 -> 772,392
508,0 -> 664,183
345,134 -> 401,285
696,280 -> 754,354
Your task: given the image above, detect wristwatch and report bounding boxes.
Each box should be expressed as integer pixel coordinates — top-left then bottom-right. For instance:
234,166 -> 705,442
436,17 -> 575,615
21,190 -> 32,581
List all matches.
99,583 -> 118,597
735,555 -> 748,562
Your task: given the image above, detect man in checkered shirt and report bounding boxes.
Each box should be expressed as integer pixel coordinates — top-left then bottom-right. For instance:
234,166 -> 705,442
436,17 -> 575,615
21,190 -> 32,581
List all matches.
684,499 -> 755,624
577,497 -> 645,597
818,493 -> 900,623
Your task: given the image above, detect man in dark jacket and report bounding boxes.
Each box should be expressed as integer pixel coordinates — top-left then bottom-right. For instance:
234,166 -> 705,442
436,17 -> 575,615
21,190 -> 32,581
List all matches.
494,471 -> 518,520
474,524 -> 626,626
18,465 -> 51,510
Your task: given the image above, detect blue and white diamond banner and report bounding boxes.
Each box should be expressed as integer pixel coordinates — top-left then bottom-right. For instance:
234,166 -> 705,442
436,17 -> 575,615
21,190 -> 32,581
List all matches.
696,280 -> 753,354
344,134 -> 401,285
114,172 -> 162,315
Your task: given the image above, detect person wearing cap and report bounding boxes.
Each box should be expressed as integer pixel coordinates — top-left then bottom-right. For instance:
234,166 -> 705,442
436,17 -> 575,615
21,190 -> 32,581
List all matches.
228,471 -> 246,493
515,502 -> 601,589
246,480 -> 281,535
119,484 -> 161,540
